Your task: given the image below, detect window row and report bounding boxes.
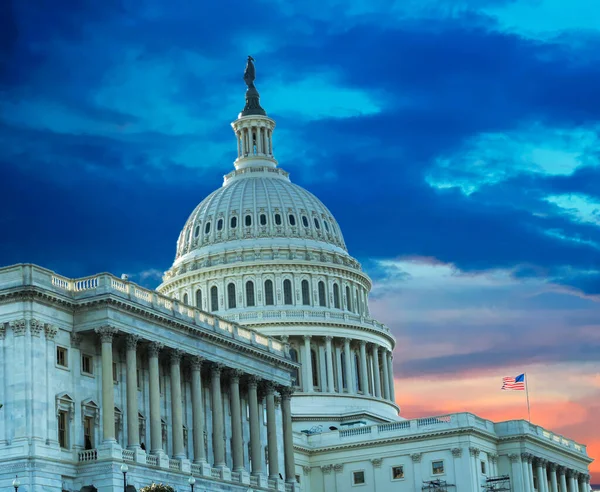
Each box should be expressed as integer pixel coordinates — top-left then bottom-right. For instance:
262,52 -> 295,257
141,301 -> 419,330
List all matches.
191,212 -> 335,238
351,461 -> 445,486
182,280 -> 366,313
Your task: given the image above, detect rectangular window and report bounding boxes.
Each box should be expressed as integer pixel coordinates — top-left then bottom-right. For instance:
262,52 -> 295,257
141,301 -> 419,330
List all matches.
112,362 -> 118,383
81,354 -> 93,375
352,470 -> 365,486
58,410 -> 68,448
83,416 -> 94,449
481,460 -> 487,475
391,465 -> 405,480
432,460 -> 445,475
56,346 -> 68,368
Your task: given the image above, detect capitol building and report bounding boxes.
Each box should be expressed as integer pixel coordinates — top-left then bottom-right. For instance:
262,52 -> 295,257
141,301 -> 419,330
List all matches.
0,59 -> 593,492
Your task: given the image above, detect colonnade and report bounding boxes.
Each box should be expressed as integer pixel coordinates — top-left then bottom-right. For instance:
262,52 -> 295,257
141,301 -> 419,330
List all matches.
95,326 -> 296,483
293,335 -> 395,403
509,453 -> 590,492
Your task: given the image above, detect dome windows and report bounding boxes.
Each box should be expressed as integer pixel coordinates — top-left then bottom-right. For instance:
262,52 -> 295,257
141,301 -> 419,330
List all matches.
288,214 -> 296,226
217,219 -> 224,231
283,279 -> 293,305
301,280 -> 310,305
245,215 -> 252,227
183,293 -> 189,305
195,289 -> 202,310
313,218 -> 321,229
274,213 -> 282,225
302,216 -> 309,228
245,281 -> 255,307
205,222 -> 211,234
333,283 -> 341,309
227,283 -> 237,309
230,216 -> 238,228
318,281 -> 326,307
194,225 -> 200,237
264,279 -> 274,306
345,286 -> 352,311
260,214 -> 267,226
324,220 -> 330,232
210,286 -> 218,312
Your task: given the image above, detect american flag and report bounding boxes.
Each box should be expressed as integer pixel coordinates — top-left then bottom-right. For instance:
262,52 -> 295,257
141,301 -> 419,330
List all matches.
502,373 -> 525,391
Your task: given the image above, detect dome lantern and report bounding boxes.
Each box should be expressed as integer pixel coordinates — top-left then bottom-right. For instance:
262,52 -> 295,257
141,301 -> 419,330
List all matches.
231,56 -> 277,170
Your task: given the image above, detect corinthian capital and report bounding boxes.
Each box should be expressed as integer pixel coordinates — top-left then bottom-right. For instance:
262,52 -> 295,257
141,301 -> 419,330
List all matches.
147,341 -> 164,357
125,334 -> 140,351
95,325 -> 118,343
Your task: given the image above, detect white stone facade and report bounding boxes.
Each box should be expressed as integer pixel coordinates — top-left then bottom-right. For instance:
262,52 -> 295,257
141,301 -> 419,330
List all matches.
0,70 -> 593,491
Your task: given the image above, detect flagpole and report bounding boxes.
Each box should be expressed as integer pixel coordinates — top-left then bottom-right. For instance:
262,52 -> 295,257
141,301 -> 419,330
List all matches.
525,372 -> 531,422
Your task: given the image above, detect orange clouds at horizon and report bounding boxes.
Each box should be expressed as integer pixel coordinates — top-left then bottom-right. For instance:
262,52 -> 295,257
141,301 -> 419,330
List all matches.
393,373 -> 599,483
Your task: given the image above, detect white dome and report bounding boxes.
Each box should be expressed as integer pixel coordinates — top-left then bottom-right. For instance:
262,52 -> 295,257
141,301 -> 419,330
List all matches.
174,166 -> 347,262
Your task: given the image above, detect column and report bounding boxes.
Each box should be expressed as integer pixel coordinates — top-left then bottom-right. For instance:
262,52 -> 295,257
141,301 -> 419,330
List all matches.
509,454 -> 524,492
528,456 -> 536,492
470,447 -> 480,489
303,335 -> 313,392
387,351 -> 396,402
343,338 -> 354,393
211,364 -> 226,468
280,386 -> 296,483
170,350 -> 185,458
411,453 -> 423,489
568,471 -> 578,492
229,370 -> 244,472
549,463 -> 558,492
96,326 -> 117,442
125,335 -> 140,449
248,375 -> 263,475
265,382 -> 279,480
381,346 -> 390,400
359,341 -> 369,395
190,357 -> 206,463
558,467 -> 568,492
521,454 -> 532,492
371,345 -> 382,398
325,336 -> 335,393
536,460 -> 546,492
334,343 -> 343,393
148,342 -> 163,454
580,475 -> 590,492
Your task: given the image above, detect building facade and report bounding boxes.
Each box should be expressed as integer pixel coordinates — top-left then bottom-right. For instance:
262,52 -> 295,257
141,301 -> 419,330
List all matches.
0,60 -> 594,491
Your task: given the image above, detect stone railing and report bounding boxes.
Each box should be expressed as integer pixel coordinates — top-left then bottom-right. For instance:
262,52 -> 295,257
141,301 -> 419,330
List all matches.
122,449 -> 135,462
221,308 -> 390,334
78,449 -> 97,462
0,264 -> 289,360
147,454 -> 159,467
169,459 -> 181,471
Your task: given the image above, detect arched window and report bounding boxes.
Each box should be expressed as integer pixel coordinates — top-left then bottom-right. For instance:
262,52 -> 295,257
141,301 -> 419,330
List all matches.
324,220 -> 330,232
194,225 -> 200,237
217,218 -> 223,231
246,281 -> 255,307
346,286 -> 352,311
302,216 -> 309,227
195,289 -> 202,310
354,353 -> 361,392
245,215 -> 252,227
340,352 -> 347,390
205,222 -> 211,234
288,214 -> 296,226
290,348 -> 300,387
311,349 -> 319,388
283,279 -> 293,305
183,293 -> 189,305
210,286 -> 218,312
260,214 -> 267,226
333,283 -> 340,309
227,283 -> 236,309
301,280 -> 310,305
264,280 -> 274,306
314,217 -> 320,229
230,216 -> 237,228
274,213 -> 282,225
355,290 -> 360,314
318,281 -> 326,307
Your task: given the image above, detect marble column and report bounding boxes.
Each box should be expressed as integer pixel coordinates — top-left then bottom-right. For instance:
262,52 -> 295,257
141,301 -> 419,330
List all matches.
568,471 -> 578,492
536,460 -> 546,492
211,364 -> 226,468
521,454 -> 532,492
190,357 -> 206,463
248,375 -> 263,475
229,370 -> 244,472
386,351 -> 396,402
381,346 -> 390,401
549,463 -> 558,492
359,341 -> 369,395
170,350 -> 185,458
280,386 -> 296,483
125,335 -> 140,449
469,447 -> 480,489
96,326 -> 117,442
579,475 -> 589,492
148,342 -> 163,454
265,382 -> 279,480
371,345 -> 382,398
325,336 -> 335,393
334,343 -> 343,393
303,335 -> 313,392
528,456 -> 536,492
343,338 -> 354,393
509,454 -> 524,492
558,467 -> 568,492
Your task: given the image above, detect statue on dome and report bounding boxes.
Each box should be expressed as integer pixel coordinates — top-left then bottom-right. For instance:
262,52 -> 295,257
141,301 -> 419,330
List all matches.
244,55 -> 256,89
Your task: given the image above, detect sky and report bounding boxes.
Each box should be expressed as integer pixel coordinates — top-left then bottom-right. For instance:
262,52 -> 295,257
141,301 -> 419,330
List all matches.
1,0 -> 599,481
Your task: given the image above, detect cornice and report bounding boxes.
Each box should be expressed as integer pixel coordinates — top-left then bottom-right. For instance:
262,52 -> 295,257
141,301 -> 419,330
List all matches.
497,435 -> 593,464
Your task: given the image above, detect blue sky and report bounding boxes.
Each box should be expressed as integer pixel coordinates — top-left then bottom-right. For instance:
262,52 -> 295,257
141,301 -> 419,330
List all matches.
1,0 -> 599,475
